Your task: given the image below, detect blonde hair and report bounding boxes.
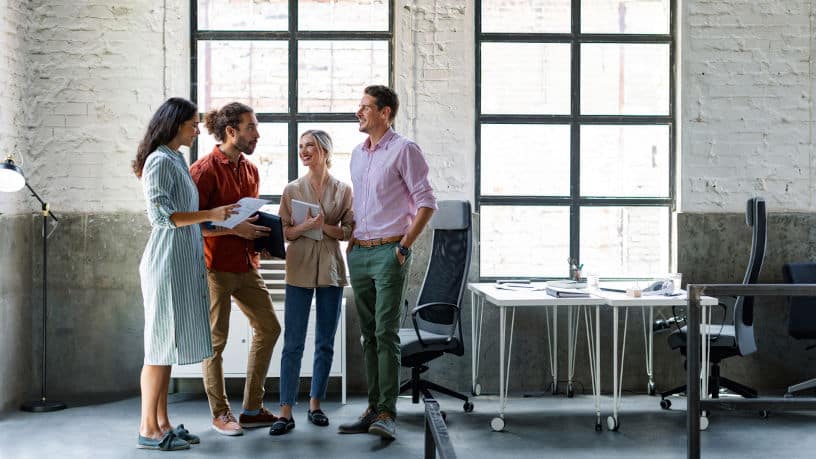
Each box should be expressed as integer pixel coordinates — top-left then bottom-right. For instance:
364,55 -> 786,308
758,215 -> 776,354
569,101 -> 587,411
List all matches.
301,129 -> 333,168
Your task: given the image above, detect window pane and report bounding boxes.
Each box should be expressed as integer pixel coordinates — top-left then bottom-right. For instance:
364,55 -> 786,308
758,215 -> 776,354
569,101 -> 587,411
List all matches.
296,122 -> 368,186
299,0 -> 388,31
197,123 -> 289,197
197,41 -> 288,113
482,43 -> 571,114
581,43 -> 669,115
299,41 -> 389,113
481,124 -> 570,196
580,206 -> 669,277
581,125 -> 669,197
481,0 -> 570,33
197,0 -> 287,31
480,206 -> 570,278
581,0 -> 670,34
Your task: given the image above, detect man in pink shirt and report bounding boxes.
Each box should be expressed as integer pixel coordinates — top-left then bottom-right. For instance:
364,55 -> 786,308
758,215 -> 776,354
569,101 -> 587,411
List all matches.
338,85 -> 437,440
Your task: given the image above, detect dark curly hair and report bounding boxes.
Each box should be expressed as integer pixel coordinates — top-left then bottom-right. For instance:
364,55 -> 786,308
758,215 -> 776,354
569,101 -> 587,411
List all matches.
132,97 -> 198,178
203,102 -> 254,142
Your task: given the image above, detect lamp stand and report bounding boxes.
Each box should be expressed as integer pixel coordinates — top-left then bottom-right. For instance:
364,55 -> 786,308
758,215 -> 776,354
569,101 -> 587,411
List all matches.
20,183 -> 65,413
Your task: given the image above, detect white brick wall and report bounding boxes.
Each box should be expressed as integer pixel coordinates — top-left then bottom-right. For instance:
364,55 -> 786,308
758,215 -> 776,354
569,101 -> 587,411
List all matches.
0,0 -> 29,214
682,0 -> 816,212
396,0 -> 474,202
3,0 -> 471,214
12,0 -> 812,215
20,0 -> 189,213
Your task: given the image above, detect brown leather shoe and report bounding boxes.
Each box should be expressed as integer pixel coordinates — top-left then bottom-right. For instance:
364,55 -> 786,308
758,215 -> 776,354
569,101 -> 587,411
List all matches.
337,407 -> 378,434
212,410 -> 244,436
239,407 -> 278,428
368,412 -> 396,439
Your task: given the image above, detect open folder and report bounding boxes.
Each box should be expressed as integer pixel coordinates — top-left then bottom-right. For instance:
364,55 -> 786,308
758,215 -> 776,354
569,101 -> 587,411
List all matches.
252,211 -> 286,259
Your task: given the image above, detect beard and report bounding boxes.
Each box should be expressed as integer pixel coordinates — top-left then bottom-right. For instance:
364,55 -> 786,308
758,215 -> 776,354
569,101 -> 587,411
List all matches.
235,137 -> 257,155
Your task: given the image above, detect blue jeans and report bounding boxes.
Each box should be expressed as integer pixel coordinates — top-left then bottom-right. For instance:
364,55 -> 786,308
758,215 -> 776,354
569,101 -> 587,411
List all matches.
279,284 -> 343,406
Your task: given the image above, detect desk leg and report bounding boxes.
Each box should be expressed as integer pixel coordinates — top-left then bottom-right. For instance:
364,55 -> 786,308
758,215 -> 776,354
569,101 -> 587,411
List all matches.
583,305 -> 602,431
699,303 -> 712,431
491,306 -> 515,432
610,307 -> 620,431
607,307 -> 629,431
544,306 -> 558,394
550,305 -> 558,394
471,292 -> 484,396
641,306 -> 656,395
567,306 -> 579,398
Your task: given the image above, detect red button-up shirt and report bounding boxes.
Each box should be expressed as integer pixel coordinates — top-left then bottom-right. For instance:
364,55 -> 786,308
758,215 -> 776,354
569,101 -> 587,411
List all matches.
190,145 -> 260,272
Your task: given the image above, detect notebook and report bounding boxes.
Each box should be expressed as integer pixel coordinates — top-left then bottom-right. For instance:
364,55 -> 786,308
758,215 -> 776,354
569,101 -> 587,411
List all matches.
252,211 -> 286,259
291,199 -> 323,240
545,286 -> 590,298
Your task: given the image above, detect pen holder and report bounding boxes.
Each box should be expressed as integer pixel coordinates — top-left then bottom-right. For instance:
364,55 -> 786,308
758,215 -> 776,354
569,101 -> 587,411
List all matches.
570,268 -> 582,281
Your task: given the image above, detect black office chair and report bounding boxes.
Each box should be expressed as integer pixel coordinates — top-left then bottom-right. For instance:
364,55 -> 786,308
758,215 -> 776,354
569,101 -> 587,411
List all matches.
398,200 -> 474,413
660,197 -> 766,409
781,262 -> 816,397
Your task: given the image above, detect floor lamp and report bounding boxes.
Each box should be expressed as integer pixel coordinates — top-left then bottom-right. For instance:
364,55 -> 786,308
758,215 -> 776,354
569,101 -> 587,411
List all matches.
0,156 -> 66,412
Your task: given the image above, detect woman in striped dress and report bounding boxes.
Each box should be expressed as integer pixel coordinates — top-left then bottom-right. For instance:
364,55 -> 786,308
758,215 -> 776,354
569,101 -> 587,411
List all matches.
133,97 -> 239,451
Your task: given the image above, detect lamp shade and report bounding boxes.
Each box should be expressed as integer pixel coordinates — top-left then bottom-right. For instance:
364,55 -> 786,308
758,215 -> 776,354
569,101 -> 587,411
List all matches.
0,157 -> 26,192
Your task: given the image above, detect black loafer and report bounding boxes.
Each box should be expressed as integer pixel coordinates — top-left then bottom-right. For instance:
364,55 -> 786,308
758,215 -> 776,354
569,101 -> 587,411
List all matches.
307,409 -> 329,427
269,417 -> 295,436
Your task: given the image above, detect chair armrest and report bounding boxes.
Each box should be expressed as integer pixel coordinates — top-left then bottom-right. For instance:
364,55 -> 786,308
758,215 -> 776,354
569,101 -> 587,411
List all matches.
411,302 -> 460,347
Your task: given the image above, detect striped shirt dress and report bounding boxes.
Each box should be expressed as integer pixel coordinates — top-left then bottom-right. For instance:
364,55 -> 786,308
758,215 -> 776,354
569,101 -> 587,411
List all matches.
139,145 -> 213,365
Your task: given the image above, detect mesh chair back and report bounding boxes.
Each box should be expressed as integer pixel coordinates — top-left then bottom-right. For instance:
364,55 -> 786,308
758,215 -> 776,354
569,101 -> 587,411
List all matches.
734,197 -> 766,355
415,201 -> 472,345
782,262 -> 816,339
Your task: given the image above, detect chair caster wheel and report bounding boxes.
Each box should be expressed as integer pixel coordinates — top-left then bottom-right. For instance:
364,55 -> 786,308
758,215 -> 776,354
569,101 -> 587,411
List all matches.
759,410 -> 769,419
606,416 -> 620,431
473,384 -> 482,396
648,381 -> 656,396
490,417 -> 505,431
464,401 -> 474,413
567,386 -> 575,398
660,399 -> 671,410
595,421 -> 603,432
700,415 -> 709,431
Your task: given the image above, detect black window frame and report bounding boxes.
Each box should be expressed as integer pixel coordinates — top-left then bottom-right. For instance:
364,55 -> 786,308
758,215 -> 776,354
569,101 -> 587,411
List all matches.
189,0 -> 394,201
475,0 -> 677,281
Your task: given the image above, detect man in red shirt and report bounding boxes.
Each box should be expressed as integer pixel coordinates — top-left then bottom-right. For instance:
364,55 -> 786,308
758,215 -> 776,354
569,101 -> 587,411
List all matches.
190,102 -> 281,436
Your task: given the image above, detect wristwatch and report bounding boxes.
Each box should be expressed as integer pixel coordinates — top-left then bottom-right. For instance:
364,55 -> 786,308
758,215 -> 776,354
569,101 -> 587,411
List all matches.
397,243 -> 411,257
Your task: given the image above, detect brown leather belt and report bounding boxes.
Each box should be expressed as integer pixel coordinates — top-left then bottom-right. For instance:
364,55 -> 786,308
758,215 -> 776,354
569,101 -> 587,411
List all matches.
354,235 -> 403,247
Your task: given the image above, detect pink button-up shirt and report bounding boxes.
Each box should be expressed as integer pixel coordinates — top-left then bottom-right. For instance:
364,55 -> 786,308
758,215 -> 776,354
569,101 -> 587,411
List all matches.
350,128 -> 437,240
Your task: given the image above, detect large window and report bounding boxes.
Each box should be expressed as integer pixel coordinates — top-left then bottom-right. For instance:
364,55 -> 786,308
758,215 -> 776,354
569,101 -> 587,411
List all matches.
191,0 -> 392,199
477,0 -> 675,279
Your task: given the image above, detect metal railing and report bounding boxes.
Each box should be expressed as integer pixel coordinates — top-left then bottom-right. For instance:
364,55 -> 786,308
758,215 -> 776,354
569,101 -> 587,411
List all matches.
424,398 -> 457,459
686,283 -> 816,459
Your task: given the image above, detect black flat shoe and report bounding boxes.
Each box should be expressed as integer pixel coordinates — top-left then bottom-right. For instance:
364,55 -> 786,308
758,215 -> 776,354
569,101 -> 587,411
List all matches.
307,409 -> 329,427
269,417 -> 295,435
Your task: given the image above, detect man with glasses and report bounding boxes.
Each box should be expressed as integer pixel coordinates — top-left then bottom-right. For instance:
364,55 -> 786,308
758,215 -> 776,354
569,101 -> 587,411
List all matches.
338,85 -> 437,440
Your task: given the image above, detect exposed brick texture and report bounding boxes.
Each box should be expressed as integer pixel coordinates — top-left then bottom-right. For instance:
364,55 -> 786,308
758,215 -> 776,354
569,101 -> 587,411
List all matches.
682,0 -> 816,212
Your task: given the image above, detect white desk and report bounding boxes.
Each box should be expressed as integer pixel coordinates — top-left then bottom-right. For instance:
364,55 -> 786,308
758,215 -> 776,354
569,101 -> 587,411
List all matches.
468,282 -> 718,432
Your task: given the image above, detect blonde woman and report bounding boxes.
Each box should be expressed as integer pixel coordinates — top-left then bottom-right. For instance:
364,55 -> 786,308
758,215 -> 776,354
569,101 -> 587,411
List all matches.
270,130 -> 353,435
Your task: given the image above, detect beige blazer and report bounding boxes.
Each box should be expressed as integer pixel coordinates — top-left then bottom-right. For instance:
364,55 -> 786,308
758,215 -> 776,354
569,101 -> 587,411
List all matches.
279,175 -> 354,288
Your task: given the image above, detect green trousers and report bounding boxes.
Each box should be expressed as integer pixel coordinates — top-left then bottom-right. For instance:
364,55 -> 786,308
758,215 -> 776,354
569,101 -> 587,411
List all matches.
347,242 -> 410,415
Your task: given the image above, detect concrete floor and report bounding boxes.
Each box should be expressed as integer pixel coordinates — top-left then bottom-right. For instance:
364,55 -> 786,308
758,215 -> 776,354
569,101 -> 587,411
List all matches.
1,393 -> 816,458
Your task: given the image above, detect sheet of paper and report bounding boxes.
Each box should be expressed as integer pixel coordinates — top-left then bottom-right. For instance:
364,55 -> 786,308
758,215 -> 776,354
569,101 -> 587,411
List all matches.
213,197 -> 270,229
292,199 -> 323,240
